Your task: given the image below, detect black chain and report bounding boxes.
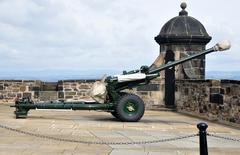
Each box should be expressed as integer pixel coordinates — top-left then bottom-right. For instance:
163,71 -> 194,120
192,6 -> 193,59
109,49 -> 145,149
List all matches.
207,133 -> 240,142
0,123 -> 197,145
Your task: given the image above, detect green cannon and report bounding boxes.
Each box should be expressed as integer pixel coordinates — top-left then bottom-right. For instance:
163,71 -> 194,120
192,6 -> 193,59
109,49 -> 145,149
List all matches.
11,41 -> 231,121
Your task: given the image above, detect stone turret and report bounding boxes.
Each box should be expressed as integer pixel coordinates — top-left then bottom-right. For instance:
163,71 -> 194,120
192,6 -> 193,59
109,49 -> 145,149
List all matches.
152,2 -> 212,79
151,2 -> 212,107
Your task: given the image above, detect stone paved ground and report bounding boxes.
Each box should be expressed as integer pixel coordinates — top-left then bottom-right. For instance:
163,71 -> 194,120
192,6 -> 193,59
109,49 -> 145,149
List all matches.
0,104 -> 239,155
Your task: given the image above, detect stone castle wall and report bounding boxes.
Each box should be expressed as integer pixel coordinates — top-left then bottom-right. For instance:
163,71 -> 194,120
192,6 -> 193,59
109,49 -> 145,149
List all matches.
0,79 -> 164,109
0,80 -> 40,102
57,80 -> 96,101
175,79 -> 240,124
0,80 -> 95,102
133,78 -> 165,109
0,79 -> 239,124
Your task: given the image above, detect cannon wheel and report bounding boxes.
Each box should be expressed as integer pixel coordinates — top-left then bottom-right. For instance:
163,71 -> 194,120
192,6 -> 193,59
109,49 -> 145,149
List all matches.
110,92 -> 126,119
115,94 -> 145,122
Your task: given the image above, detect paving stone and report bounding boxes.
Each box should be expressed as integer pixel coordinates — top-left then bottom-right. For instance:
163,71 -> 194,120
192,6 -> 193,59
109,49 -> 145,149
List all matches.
110,149 -> 148,155
148,151 -> 180,155
0,104 -> 240,155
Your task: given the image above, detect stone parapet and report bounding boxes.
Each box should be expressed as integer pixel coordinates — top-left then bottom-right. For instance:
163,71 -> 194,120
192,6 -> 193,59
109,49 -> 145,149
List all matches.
0,80 -> 40,102
175,79 -> 240,124
0,79 -> 239,125
57,79 -> 97,100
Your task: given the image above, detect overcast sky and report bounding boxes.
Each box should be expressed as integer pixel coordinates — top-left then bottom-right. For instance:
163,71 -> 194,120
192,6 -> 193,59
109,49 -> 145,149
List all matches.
0,0 -> 239,75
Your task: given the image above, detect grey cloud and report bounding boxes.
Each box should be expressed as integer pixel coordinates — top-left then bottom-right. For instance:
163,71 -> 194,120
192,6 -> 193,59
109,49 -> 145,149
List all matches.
0,0 -> 239,73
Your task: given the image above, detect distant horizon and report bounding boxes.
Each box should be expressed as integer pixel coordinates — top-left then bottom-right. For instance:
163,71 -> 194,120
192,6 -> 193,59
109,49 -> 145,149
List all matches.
0,69 -> 239,82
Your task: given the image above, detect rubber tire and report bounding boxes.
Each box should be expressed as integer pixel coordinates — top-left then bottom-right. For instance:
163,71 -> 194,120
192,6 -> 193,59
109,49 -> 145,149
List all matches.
115,94 -> 145,122
110,92 -> 127,119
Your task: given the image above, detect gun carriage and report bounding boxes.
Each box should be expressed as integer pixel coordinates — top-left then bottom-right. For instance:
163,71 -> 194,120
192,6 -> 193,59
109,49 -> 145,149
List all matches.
11,41 -> 231,122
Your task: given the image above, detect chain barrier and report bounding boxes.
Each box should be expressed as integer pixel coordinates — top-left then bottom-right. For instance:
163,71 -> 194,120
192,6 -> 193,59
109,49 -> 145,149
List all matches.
0,123 -> 197,145
207,133 -> 240,142
1,121 -> 239,146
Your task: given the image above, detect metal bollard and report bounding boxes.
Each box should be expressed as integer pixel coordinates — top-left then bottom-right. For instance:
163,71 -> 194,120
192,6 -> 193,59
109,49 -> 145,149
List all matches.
197,123 -> 208,155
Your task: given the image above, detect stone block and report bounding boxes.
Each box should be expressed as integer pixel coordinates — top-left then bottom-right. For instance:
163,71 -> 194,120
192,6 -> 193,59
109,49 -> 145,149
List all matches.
210,94 -> 223,105
34,91 -> 39,98
211,80 -> 221,86
5,80 -> 22,82
137,84 -> 160,91
58,92 -> 64,98
64,89 -> 72,91
65,92 -> 76,96
77,92 -> 83,95
85,79 -> 97,82
81,92 -> 89,96
191,59 -> 201,67
30,86 -> 40,91
74,88 -> 79,91
71,83 -> 77,86
23,92 -> 32,98
17,93 -> 22,98
42,82 -> 57,91
23,80 -> 35,82
79,84 -> 91,89
184,88 -> 189,95
231,85 -> 240,95
210,87 -> 220,94
19,86 -> 26,92
225,87 -> 231,95
65,96 -> 73,99
39,91 -> 57,101
12,89 -> 19,92
8,93 -> 16,98
0,85 -> 3,90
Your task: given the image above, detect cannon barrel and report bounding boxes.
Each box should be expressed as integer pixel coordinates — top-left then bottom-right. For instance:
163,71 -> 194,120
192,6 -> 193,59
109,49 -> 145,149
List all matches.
148,40 -> 231,74
109,40 -> 231,91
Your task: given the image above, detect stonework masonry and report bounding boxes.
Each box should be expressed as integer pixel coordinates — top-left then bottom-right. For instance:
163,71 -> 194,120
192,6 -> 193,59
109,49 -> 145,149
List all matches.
0,80 -> 95,102
0,80 -> 40,102
57,80 -> 95,101
0,79 -> 239,125
175,79 -> 240,124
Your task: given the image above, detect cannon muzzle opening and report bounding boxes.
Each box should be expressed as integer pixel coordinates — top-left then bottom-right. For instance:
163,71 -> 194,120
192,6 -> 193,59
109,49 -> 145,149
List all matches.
213,40 -> 231,51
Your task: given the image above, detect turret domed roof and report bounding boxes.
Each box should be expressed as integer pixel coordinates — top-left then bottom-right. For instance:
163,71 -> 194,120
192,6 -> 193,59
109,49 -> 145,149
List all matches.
155,2 -> 212,44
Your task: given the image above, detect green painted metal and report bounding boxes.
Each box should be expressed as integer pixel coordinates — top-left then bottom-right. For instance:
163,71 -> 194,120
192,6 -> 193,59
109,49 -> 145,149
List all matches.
13,99 -> 114,118
15,102 -> 114,110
